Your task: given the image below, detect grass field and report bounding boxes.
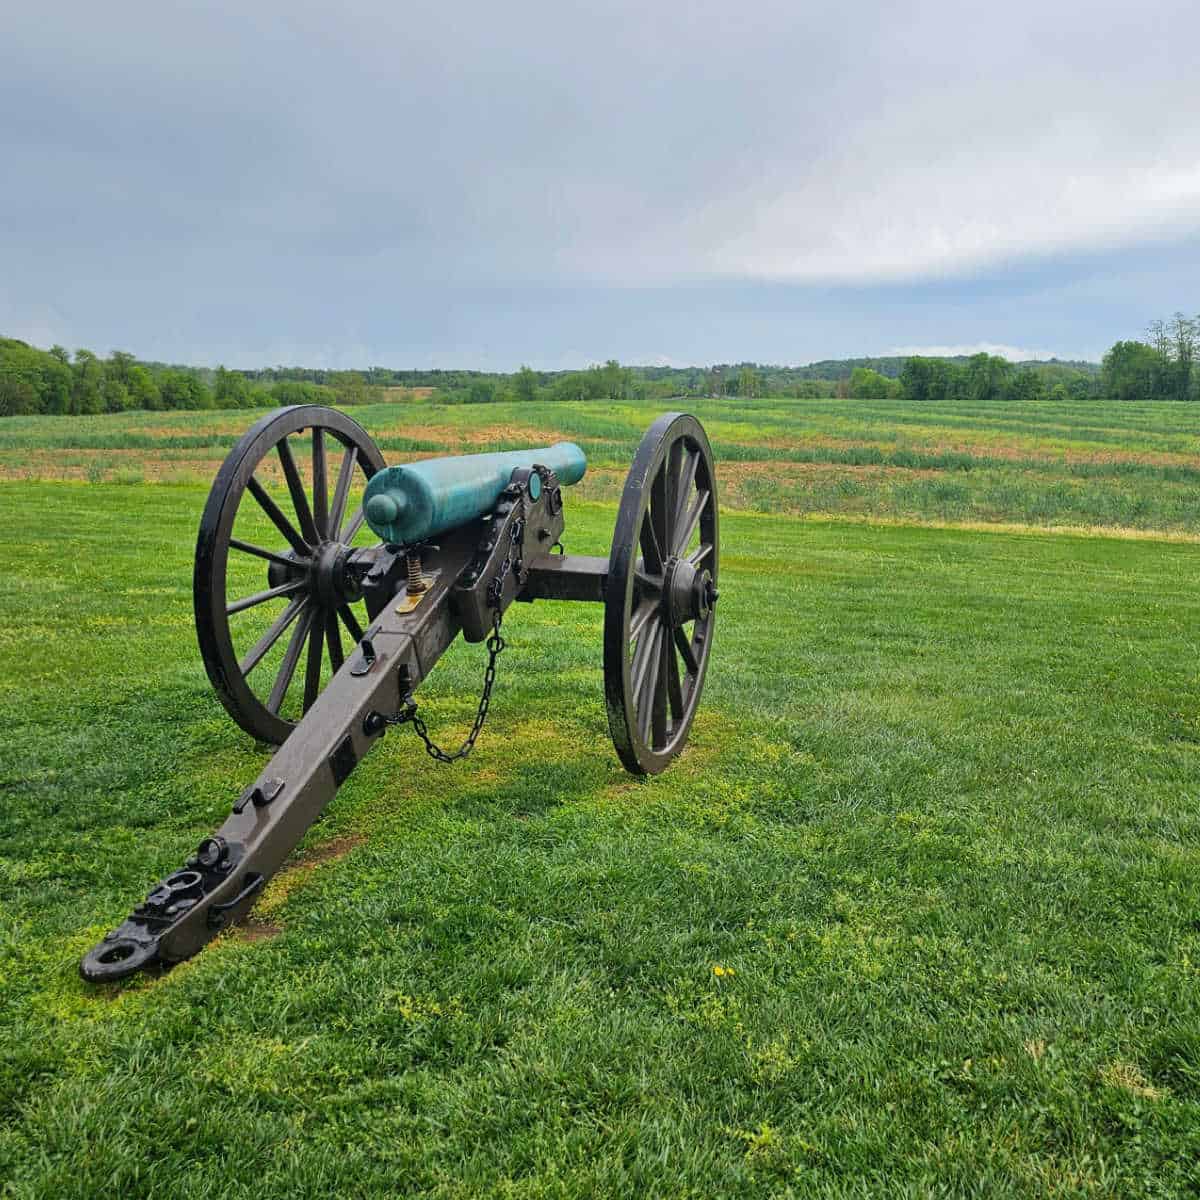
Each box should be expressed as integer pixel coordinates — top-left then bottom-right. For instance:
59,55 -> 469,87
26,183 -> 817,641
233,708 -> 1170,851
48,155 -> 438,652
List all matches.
3,394 -> 1200,533
2,398 -> 1200,1196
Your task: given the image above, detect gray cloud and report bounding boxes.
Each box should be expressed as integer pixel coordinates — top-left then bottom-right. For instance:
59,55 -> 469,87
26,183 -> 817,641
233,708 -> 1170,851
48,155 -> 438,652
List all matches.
2,1 -> 1197,365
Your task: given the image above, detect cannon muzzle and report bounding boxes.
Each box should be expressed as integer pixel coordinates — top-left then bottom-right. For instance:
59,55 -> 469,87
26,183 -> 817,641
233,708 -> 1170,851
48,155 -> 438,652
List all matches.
362,442 -> 587,545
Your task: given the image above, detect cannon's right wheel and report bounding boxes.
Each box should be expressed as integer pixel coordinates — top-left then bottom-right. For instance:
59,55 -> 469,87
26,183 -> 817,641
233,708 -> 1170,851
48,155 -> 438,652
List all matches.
194,405 -> 385,745
604,412 -> 719,775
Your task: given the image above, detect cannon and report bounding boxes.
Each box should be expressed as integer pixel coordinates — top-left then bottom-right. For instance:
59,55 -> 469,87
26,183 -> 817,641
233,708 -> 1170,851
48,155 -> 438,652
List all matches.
81,406 -> 719,982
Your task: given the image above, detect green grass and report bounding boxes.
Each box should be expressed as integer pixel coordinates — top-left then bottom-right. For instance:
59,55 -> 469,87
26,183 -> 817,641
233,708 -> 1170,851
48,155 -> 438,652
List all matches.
4,395 -> 1200,532
3,454 -> 1200,1194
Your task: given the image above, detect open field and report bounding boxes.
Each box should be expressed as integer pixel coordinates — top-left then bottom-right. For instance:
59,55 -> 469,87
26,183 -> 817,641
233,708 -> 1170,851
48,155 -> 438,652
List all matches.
3,395 -> 1200,532
2,398 -> 1200,1195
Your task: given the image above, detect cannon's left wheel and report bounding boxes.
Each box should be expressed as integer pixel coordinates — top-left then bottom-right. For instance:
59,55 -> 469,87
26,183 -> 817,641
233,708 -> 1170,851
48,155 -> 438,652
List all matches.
194,405 -> 385,744
604,412 -> 719,775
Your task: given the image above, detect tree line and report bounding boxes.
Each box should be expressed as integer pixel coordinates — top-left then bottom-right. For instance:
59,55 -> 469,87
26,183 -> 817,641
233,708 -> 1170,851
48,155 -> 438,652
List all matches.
1100,313 -> 1199,402
889,314 -> 1199,405
0,338 -> 390,417
1,318 -> 1192,418
895,355 -> 1101,404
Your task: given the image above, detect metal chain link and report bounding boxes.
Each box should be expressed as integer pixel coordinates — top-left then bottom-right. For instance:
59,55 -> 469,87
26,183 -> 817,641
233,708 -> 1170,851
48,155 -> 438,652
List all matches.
386,515 -> 524,763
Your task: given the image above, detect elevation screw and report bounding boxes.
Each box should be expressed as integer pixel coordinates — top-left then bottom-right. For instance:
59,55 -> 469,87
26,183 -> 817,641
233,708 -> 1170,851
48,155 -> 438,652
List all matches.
407,550 -> 428,594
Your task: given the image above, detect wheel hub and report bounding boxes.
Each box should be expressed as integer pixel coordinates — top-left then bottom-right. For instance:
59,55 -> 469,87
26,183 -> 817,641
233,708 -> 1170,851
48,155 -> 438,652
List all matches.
663,556 -> 717,627
267,550 -> 308,590
265,542 -> 359,607
313,541 -> 358,607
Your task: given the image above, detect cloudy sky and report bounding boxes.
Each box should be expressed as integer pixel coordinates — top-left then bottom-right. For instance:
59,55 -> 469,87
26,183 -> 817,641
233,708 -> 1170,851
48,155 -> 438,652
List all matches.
2,1 -> 1198,369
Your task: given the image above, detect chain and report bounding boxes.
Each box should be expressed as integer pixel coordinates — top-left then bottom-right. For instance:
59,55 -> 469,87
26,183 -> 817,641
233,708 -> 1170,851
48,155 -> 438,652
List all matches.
385,515 -> 524,762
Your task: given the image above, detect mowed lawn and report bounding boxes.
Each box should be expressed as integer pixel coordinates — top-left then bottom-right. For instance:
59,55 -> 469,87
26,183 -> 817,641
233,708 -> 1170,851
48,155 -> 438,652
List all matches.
2,404 -> 1200,1195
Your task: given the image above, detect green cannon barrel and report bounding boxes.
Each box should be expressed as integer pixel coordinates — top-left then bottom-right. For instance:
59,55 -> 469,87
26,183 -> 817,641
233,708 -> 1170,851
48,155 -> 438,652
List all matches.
362,442 -> 587,545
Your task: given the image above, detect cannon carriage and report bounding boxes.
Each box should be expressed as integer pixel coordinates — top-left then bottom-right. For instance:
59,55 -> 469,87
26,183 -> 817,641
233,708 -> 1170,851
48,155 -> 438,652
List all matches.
82,406 -> 719,982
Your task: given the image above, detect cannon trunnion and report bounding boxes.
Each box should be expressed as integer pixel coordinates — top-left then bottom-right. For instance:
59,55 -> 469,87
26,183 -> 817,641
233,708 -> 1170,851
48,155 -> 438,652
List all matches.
81,406 -> 719,982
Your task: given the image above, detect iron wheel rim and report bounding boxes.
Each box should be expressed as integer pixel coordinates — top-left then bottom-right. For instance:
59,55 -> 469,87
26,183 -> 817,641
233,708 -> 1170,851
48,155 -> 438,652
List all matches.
603,412 -> 719,775
193,405 -> 385,744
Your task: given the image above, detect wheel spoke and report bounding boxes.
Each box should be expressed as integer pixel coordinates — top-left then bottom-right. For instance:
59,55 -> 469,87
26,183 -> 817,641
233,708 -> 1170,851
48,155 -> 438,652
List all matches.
664,439 -> 684,550
337,603 -> 364,643
226,579 -> 306,616
312,428 -> 329,540
639,512 -> 664,575
650,461 -> 670,569
246,475 -> 309,556
228,538 -> 301,570
666,642 -> 684,720
672,450 -> 699,537
674,626 -> 700,674
675,489 -> 710,557
328,445 -> 358,541
267,606 -> 314,714
239,596 -> 307,676
635,623 -> 662,743
651,633 -> 669,748
276,436 -> 319,546
631,619 -> 661,713
629,596 -> 658,643
340,506 -> 366,544
688,542 -> 713,568
325,608 -> 344,672
302,611 -> 324,713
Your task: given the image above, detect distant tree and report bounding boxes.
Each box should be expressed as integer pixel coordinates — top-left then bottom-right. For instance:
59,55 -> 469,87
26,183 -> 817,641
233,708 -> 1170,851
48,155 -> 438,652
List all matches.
550,371 -> 587,402
1007,370 -> 1044,403
1146,319 -> 1171,360
1067,372 -> 1099,402
271,380 -> 328,405
848,366 -> 894,399
467,378 -> 496,404
514,365 -> 538,404
1171,312 -> 1196,402
38,354 -> 72,414
106,350 -> 136,383
214,365 -> 251,409
1102,341 -> 1160,402
158,370 -> 188,410
965,353 -> 1012,403
102,376 -> 131,412
71,350 -> 104,414
99,350 -> 137,412
159,369 -> 212,410
0,369 -> 39,416
899,357 -> 935,402
924,360 -> 949,403
329,370 -> 378,405
1145,319 -> 1171,400
899,356 -> 964,403
737,366 -> 760,399
126,364 -> 161,410
1193,321 -> 1200,401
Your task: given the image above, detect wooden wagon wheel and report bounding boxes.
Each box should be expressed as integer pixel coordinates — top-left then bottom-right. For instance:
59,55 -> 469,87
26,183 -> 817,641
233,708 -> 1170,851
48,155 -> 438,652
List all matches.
193,405 -> 385,744
604,412 -> 719,775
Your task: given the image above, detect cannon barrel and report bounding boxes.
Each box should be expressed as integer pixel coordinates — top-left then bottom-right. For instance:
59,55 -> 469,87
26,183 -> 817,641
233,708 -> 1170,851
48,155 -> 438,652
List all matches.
362,441 -> 587,545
